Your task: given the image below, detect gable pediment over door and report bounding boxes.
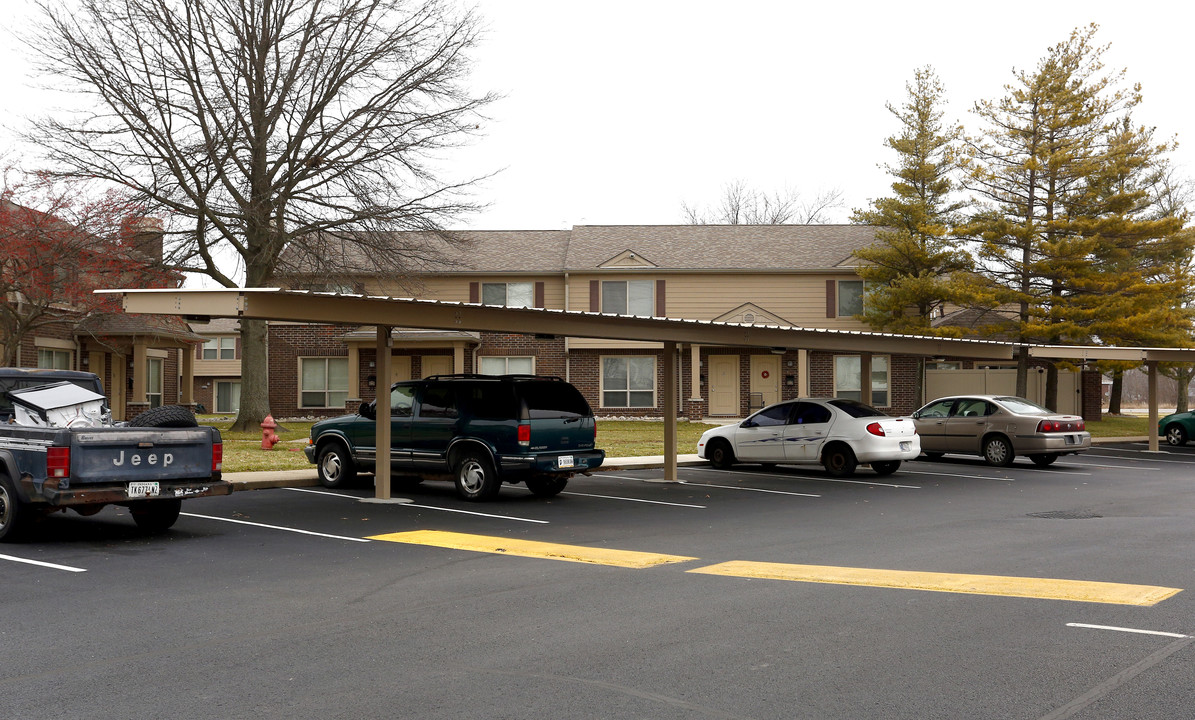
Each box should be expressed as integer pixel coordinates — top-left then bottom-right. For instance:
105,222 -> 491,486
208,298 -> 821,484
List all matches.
712,303 -> 795,328
598,249 -> 657,269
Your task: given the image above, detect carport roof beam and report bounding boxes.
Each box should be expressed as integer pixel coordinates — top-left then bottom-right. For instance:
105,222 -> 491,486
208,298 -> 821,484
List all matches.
1028,345 -> 1195,363
100,288 -> 1016,360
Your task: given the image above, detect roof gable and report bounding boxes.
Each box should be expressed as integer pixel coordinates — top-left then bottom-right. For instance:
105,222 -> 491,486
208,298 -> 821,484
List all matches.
712,303 -> 796,327
597,249 -> 658,269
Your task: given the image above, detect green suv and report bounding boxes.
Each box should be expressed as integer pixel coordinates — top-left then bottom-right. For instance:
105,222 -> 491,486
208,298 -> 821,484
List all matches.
305,374 -> 604,501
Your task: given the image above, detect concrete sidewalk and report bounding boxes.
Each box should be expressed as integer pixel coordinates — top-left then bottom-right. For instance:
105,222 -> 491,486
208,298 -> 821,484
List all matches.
224,437 -> 1150,492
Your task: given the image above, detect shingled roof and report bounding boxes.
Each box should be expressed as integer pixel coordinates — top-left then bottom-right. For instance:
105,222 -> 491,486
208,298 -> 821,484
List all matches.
282,224 -> 877,276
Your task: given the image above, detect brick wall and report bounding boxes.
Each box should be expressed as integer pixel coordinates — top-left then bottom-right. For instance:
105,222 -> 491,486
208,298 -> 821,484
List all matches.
268,323 -> 350,418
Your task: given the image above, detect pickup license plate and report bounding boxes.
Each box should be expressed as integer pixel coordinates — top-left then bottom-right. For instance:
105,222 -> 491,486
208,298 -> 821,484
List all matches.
128,481 -> 160,498
900,441 -> 912,452
558,455 -> 574,469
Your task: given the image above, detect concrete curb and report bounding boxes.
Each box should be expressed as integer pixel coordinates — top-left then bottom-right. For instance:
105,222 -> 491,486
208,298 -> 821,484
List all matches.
225,438 -> 1154,491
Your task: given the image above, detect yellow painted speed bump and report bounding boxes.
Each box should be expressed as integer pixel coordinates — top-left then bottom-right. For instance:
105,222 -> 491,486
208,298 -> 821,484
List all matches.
368,530 -> 697,568
687,561 -> 1182,606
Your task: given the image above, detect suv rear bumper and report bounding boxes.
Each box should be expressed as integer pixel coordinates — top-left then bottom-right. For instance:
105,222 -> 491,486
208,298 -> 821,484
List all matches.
499,449 -> 605,475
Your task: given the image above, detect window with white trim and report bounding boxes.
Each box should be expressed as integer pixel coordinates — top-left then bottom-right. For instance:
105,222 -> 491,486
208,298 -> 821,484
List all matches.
837,280 -> 864,317
834,355 -> 889,406
146,357 -> 164,409
481,282 -> 534,308
203,337 -> 236,360
300,357 -> 349,408
478,356 -> 534,375
601,356 -> 655,407
602,280 -> 654,316
37,348 -> 72,369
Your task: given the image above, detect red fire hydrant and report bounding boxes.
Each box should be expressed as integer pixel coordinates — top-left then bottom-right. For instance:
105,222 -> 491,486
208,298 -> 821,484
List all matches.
260,414 -> 280,450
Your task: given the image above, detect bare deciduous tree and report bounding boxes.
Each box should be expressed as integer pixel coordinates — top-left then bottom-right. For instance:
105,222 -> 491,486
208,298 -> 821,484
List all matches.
682,180 -> 843,225
26,0 -> 494,429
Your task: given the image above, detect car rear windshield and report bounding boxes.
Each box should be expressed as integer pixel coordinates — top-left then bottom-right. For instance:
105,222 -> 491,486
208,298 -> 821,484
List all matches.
828,398 -> 887,418
518,381 -> 592,419
995,396 -> 1053,414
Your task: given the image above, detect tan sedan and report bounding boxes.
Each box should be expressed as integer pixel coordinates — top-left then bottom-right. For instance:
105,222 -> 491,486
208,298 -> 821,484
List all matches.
911,395 -> 1091,467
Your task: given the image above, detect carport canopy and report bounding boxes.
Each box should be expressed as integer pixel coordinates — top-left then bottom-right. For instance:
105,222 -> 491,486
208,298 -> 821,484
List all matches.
102,287 -> 1186,496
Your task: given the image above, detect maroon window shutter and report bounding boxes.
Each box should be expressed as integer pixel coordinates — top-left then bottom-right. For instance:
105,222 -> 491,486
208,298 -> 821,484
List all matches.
655,279 -> 666,317
589,280 -> 600,312
235,336 -> 242,359
534,281 -> 545,309
195,343 -> 202,360
826,280 -> 836,318
469,282 -> 479,304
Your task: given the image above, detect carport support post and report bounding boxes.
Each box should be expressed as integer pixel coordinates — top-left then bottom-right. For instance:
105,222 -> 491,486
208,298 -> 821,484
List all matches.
376,326 -> 393,499
664,341 -> 678,483
1147,360 -> 1159,452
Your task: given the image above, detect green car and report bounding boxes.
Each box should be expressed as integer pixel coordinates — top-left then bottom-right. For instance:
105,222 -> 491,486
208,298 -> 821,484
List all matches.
1158,410 -> 1195,446
305,374 -> 604,501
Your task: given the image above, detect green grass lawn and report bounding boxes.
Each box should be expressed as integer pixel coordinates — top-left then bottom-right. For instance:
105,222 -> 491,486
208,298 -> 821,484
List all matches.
208,413 -> 1156,473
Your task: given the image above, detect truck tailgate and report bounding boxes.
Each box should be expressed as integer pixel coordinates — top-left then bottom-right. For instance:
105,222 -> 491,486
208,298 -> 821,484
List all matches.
69,427 -> 218,482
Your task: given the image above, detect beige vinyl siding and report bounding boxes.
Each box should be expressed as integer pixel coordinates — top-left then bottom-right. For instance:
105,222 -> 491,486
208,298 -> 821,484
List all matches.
566,273 -> 870,330
373,275 -> 566,309
194,358 -> 241,377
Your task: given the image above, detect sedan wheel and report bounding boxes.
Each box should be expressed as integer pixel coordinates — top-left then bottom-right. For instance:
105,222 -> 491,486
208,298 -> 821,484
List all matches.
983,435 -> 1015,467
1028,453 -> 1059,467
708,440 -> 736,470
871,460 -> 901,476
1165,424 -> 1188,446
822,445 -> 857,477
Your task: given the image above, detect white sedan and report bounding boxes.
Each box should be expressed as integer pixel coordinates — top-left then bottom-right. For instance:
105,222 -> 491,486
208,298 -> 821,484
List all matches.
696,398 -> 921,477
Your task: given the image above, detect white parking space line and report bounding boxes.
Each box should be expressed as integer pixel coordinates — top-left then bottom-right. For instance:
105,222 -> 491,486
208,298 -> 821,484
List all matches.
684,466 -> 920,489
181,512 -> 372,541
1085,453 -> 1192,466
0,553 -> 87,573
561,491 -> 706,508
900,468 -> 1020,481
678,480 -> 821,498
282,487 -> 549,524
1059,461 -> 1158,471
1067,623 -> 1190,638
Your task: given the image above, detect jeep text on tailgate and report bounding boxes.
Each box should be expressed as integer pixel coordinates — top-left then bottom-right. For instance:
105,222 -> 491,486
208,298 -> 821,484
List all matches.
0,370 -> 229,541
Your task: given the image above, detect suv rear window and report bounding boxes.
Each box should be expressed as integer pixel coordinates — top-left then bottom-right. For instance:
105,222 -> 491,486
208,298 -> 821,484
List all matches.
519,381 -> 592,419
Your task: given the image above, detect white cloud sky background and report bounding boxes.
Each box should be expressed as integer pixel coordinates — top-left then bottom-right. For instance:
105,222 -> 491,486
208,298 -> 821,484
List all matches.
2,0 -> 1192,233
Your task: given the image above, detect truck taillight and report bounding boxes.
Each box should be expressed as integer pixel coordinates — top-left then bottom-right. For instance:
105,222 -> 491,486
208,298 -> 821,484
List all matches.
518,423 -> 530,447
212,442 -> 223,472
47,446 -> 71,478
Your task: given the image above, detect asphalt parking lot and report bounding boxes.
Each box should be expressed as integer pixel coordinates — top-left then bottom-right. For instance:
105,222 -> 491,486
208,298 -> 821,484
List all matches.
3,443 -> 1193,720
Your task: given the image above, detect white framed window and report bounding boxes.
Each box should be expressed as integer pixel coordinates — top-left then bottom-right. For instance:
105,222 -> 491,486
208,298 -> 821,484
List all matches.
925,361 -> 961,371
481,281 -> 534,308
834,355 -> 890,407
215,380 -> 241,413
601,356 -> 655,407
602,279 -> 654,316
146,357 -> 164,409
203,337 -> 236,360
837,280 -> 864,317
300,357 -> 349,408
37,348 -> 72,369
478,356 -> 535,375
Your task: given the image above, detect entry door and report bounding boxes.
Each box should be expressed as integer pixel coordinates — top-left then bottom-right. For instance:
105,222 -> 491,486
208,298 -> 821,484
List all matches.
421,355 -> 453,378
708,355 -> 739,415
390,356 -> 412,385
750,355 -> 781,408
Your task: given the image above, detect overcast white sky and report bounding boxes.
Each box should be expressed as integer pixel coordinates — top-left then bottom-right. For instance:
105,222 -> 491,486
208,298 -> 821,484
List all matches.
2,0 -> 1192,232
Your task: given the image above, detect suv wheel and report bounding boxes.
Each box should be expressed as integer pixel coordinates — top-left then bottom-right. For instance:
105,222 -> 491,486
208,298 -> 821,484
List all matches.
525,475 -> 568,498
317,443 -> 357,488
453,449 -> 501,501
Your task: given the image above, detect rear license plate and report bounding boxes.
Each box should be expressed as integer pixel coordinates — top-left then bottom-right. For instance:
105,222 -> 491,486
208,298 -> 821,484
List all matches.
900,441 -> 911,452
558,455 -> 574,469
128,481 -> 160,498
1065,434 -> 1078,445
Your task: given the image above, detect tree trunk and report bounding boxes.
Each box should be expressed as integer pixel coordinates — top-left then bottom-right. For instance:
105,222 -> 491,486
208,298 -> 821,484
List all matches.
1015,350 -> 1029,398
1045,364 -> 1058,410
1177,368 -> 1193,414
1108,369 -> 1123,414
230,318 -> 270,432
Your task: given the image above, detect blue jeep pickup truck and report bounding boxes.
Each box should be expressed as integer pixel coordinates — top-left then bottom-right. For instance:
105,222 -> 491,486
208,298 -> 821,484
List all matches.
0,369 -> 229,541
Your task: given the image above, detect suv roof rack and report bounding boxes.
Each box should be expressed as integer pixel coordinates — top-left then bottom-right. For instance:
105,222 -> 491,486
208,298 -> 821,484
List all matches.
422,374 -> 566,382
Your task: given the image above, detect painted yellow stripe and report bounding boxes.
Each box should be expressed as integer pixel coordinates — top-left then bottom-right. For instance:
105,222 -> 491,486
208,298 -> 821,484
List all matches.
368,530 -> 698,569
688,561 -> 1182,606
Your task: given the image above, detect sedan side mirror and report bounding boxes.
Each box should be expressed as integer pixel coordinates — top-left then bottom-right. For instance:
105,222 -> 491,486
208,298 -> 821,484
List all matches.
359,402 -> 375,419
741,419 -> 756,428
911,411 -> 921,420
